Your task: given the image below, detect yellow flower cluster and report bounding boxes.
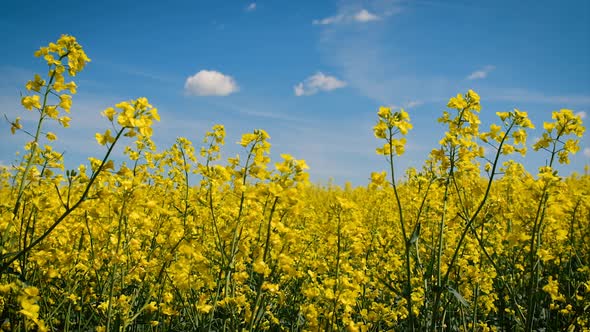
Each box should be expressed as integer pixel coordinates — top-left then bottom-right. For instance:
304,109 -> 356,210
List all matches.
0,35 -> 588,332
533,109 -> 585,164
373,107 -> 412,156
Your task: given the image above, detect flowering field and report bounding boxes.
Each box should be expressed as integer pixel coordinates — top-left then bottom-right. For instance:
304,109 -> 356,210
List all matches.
1,36 -> 589,332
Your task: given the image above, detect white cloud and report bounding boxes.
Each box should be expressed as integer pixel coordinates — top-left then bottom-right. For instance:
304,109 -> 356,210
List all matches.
294,72 -> 347,96
405,100 -> 423,108
313,14 -> 345,25
246,3 -> 256,12
313,9 -> 380,25
584,147 -> 590,158
184,70 -> 239,96
313,2 -> 454,106
467,65 -> 495,80
576,111 -> 587,119
354,9 -> 380,22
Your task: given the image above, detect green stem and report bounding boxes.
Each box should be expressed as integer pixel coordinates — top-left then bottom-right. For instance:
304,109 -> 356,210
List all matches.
524,129 -> 561,330
432,119 -> 515,331
387,128 -> 415,331
13,54 -> 68,216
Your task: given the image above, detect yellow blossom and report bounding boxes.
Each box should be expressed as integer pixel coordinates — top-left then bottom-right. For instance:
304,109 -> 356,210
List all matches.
46,132 -> 57,141
21,95 -> 41,110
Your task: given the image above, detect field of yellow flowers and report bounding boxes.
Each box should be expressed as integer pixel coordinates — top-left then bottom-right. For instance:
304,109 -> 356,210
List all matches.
1,35 -> 588,332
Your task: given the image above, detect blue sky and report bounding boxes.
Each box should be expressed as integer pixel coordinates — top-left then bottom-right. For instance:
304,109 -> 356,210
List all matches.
1,0 -> 589,185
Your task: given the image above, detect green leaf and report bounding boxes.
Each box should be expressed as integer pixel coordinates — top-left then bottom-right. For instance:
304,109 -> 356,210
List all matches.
448,286 -> 469,307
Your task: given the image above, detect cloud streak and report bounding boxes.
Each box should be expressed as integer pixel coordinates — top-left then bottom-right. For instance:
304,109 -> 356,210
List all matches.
485,88 -> 590,106
313,8 -> 380,25
467,65 -> 495,80
313,1 -> 457,106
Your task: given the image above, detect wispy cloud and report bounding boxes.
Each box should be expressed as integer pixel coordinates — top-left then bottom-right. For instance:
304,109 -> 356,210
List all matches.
313,14 -> 344,25
232,108 -> 296,121
485,88 -> 590,106
313,8 -> 380,25
353,9 -> 380,22
93,59 -> 175,83
246,3 -> 256,12
467,65 -> 495,80
313,1 -> 455,106
387,100 -> 426,109
294,72 -> 347,96
405,100 -> 424,108
319,39 -> 451,105
184,70 -> 239,96
576,111 -> 587,119
207,100 -> 305,122
584,148 -> 590,158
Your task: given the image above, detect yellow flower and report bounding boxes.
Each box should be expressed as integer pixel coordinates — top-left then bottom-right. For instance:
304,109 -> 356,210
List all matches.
162,292 -> 174,303
196,303 -> 213,314
543,122 -> 555,131
117,112 -> 133,128
467,89 -> 480,105
25,74 -> 46,92
150,108 -> 160,121
496,112 -> 509,121
397,119 -> 413,135
21,95 -> 41,110
563,139 -> 580,153
144,301 -> 158,313
43,54 -> 61,66
116,101 -> 135,113
370,171 -> 387,187
95,129 -> 115,146
46,132 -> 57,141
542,276 -> 565,302
392,138 -> 407,155
373,121 -> 388,139
58,116 -> 71,128
378,106 -> 392,118
512,129 -> 527,145
45,105 -> 59,118
19,300 -> 40,318
135,97 -> 151,110
59,94 -> 72,112
253,259 -> 270,276
10,117 -> 22,134
448,93 -> 467,110
66,81 -> 77,94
